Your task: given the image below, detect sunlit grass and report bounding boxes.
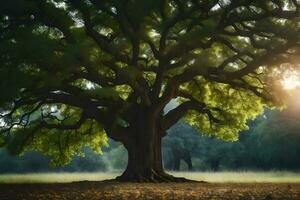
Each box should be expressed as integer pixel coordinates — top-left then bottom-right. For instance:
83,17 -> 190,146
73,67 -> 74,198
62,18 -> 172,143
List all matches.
170,171 -> 300,183
0,172 -> 119,184
0,171 -> 300,184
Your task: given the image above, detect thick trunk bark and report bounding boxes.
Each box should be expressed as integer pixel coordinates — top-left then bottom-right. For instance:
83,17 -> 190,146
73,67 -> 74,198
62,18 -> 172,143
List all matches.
115,114 -> 190,182
116,132 -> 166,182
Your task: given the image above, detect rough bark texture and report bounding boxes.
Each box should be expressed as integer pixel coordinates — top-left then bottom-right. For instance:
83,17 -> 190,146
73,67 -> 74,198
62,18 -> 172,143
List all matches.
116,112 -> 191,182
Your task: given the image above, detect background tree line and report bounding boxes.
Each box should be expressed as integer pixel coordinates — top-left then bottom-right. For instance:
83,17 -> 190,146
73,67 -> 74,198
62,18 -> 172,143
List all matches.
1,102 -> 300,173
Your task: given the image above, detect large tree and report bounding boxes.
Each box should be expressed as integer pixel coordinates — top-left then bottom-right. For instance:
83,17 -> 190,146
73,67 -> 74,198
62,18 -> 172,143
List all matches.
1,0 -> 300,182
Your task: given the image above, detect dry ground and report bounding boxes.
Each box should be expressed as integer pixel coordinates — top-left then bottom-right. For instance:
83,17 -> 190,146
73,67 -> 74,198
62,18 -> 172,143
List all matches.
0,181 -> 300,200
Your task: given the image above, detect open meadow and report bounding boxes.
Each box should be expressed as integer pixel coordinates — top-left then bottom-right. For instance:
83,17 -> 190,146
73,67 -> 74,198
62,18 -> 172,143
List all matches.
1,172 -> 300,200
1,171 -> 300,184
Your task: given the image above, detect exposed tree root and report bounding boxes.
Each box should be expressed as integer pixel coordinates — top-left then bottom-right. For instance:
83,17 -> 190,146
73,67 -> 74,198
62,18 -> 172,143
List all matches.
115,170 -> 202,183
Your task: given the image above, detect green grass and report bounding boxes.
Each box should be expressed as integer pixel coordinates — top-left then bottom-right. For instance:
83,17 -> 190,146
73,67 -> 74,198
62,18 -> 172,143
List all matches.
171,171 -> 300,183
0,171 -> 299,184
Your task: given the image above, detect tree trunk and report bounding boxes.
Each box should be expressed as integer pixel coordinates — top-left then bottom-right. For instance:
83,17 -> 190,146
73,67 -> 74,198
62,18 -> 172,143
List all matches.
116,133 -> 163,182
115,113 -> 190,182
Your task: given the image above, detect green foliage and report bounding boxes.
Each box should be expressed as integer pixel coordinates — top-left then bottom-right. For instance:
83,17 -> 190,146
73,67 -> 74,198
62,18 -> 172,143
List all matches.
126,0 -> 165,25
83,87 -> 121,101
0,66 -> 32,103
117,66 -> 143,83
6,126 -> 36,155
182,79 -> 266,141
27,121 -> 108,166
5,115 -> 108,166
0,135 -> 5,147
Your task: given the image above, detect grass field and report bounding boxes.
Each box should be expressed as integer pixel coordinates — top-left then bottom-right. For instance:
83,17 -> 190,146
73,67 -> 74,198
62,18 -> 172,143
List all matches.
1,172 -> 300,199
0,171 -> 300,183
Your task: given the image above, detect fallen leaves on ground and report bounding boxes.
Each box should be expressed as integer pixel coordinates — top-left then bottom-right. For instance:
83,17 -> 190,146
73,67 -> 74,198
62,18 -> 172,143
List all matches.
0,181 -> 299,200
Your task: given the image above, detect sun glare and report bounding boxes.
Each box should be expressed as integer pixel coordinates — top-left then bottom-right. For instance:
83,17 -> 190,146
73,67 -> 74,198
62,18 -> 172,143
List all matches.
281,72 -> 300,90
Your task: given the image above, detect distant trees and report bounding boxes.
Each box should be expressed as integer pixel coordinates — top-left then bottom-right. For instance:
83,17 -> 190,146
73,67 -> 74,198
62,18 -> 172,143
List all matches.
162,121 -> 199,170
246,111 -> 300,170
163,121 -> 231,171
1,106 -> 300,173
0,148 -> 108,173
163,107 -> 300,171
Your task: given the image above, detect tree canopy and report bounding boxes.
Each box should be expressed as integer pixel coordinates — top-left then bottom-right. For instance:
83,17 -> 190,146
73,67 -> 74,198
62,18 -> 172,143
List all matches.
1,0 -> 300,180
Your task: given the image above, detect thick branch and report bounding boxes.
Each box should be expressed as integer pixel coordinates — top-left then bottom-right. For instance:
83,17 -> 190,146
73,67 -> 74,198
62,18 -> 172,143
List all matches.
162,97 -> 221,131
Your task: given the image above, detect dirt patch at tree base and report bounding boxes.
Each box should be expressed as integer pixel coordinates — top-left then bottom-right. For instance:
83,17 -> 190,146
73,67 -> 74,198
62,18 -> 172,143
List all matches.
0,181 -> 299,200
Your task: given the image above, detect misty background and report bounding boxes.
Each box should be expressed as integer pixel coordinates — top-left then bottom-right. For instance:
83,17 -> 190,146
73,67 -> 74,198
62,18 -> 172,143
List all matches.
1,99 -> 300,173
